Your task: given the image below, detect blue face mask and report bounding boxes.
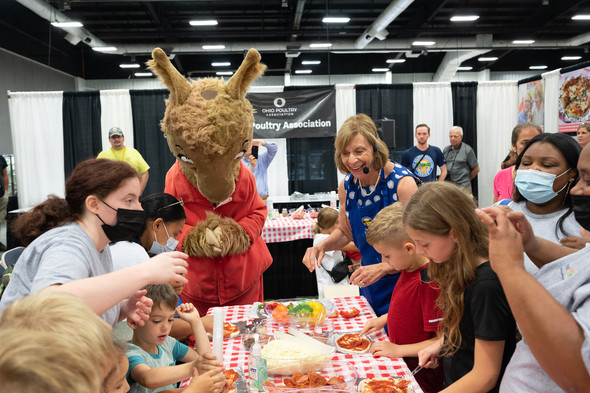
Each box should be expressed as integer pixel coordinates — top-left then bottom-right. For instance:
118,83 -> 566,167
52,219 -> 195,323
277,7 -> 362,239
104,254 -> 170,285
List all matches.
149,223 -> 179,254
514,168 -> 571,204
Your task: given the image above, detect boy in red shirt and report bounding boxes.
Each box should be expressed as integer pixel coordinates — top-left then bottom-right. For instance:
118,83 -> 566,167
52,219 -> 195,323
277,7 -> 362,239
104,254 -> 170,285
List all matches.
361,203 -> 444,392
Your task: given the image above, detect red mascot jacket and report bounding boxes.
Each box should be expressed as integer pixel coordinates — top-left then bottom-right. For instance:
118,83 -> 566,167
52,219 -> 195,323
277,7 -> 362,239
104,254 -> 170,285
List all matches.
165,161 -> 273,304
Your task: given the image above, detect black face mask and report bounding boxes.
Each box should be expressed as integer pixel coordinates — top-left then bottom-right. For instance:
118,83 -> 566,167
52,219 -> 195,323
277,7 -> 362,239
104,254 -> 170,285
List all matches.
571,194 -> 590,231
97,200 -> 146,242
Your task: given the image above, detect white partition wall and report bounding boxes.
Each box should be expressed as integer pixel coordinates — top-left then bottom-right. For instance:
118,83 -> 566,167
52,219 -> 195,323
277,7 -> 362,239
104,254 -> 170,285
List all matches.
99,89 -> 135,149
8,91 -> 65,208
476,81 -> 519,208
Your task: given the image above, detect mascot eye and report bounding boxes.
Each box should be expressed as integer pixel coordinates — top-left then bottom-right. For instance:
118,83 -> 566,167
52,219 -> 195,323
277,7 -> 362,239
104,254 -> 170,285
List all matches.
235,151 -> 246,159
178,154 -> 194,164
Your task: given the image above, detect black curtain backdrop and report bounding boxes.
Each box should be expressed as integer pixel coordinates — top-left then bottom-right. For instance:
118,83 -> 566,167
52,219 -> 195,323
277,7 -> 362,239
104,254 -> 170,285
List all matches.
451,82 -> 479,199
287,137 -> 337,194
355,84 -> 414,163
62,91 -> 102,177
130,89 -> 175,196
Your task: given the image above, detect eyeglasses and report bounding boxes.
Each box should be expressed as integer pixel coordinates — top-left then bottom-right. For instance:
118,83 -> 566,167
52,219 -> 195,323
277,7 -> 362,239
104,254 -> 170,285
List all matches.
155,198 -> 184,216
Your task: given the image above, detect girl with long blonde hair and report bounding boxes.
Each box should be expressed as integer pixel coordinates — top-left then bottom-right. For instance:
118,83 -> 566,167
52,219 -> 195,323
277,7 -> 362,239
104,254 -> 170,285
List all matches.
403,182 -> 516,393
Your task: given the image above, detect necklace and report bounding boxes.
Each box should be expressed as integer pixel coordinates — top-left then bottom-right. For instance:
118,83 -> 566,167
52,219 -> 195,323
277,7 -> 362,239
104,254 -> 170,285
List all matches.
358,173 -> 381,197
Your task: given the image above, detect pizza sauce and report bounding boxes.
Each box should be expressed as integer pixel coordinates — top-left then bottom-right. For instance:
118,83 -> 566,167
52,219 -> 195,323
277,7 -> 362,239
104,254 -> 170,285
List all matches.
336,333 -> 371,352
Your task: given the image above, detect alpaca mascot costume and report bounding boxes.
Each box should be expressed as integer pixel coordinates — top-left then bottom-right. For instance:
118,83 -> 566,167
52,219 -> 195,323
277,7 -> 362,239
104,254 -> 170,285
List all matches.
148,48 -> 272,315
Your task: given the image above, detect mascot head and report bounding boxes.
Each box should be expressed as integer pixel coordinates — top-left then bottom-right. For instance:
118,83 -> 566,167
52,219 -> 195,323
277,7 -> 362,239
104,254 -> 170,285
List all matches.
148,48 -> 266,204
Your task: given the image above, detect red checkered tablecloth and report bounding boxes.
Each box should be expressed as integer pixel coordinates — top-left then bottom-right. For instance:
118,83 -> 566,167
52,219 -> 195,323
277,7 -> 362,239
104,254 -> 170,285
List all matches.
205,296 -> 424,393
262,214 -> 316,243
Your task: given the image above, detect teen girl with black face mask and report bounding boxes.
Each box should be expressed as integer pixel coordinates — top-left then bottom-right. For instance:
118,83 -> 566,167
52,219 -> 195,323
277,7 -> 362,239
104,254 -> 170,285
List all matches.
0,159 -> 189,328
476,144 -> 590,393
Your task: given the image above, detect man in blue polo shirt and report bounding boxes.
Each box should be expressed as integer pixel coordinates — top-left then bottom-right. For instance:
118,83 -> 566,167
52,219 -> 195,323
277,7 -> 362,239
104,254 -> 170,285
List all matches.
401,124 -> 447,183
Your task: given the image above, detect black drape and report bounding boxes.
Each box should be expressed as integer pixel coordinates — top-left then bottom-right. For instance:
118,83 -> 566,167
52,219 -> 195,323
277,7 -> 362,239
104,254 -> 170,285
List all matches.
130,89 -> 176,196
451,82 -> 479,199
355,84 -> 414,163
287,137 -> 337,194
62,91 -> 102,177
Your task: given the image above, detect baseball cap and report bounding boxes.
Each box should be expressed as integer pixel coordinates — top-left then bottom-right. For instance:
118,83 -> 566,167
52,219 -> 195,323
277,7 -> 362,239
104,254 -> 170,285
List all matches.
108,127 -> 124,137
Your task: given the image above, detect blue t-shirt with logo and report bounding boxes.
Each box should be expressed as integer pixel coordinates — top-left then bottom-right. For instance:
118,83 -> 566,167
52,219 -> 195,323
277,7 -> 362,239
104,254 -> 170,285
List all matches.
401,145 -> 445,183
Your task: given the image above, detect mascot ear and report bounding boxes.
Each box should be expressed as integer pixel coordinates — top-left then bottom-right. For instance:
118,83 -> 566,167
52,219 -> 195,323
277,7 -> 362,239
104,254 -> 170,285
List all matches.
147,48 -> 192,106
226,48 -> 266,100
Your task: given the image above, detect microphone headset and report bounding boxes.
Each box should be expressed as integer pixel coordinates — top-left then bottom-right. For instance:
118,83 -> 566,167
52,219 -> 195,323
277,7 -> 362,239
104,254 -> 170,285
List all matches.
363,144 -> 379,174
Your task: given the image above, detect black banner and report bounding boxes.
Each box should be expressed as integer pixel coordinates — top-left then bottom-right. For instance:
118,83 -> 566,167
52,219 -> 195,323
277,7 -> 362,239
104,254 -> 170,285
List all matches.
247,88 -> 336,139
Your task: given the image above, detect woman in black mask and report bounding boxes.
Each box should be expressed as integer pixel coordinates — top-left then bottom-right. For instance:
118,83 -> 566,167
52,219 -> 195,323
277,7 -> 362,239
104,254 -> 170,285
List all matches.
0,159 -> 189,328
474,145 -> 590,392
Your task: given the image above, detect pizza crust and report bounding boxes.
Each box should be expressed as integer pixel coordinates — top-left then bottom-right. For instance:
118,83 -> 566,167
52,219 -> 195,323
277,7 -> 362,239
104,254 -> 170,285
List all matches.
207,322 -> 240,340
333,333 -> 372,355
357,377 -> 413,393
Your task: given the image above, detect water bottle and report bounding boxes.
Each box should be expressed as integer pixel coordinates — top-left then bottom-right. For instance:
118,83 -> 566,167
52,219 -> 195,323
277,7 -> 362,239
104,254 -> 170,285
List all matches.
330,191 -> 337,209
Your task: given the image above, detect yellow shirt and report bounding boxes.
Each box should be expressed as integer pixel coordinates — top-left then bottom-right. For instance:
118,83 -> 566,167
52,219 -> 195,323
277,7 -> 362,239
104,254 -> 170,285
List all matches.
97,147 -> 150,175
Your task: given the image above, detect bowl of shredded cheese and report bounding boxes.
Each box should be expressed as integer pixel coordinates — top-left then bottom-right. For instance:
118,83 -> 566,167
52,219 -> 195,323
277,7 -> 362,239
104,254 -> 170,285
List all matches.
260,338 -> 336,376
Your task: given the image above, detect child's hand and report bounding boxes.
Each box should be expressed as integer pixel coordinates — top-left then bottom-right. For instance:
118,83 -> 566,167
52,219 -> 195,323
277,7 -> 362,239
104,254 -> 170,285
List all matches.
370,341 -> 401,358
418,340 -> 442,369
184,367 -> 225,393
121,289 -> 153,327
176,302 -> 201,324
360,316 -> 386,336
194,352 -> 223,374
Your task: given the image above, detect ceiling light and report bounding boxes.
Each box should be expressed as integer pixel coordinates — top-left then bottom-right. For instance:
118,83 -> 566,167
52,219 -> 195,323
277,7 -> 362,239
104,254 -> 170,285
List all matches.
119,64 -> 140,69
309,43 -> 332,48
51,21 -> 83,28
202,45 -> 225,50
412,41 -> 435,46
134,72 -> 153,77
372,68 -> 390,72
513,40 -> 535,44
450,15 -> 479,22
562,56 -> 582,61
457,66 -> 473,71
386,59 -> 406,63
211,62 -> 230,67
216,71 -> 233,76
189,20 -> 218,26
92,46 -> 117,52
572,14 -> 590,20
295,70 -> 312,74
478,57 -> 498,61
322,17 -> 350,23
529,65 -> 547,70
301,60 -> 321,65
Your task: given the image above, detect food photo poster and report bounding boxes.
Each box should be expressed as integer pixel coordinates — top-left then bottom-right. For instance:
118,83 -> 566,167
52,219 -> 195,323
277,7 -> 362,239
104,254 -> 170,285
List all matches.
558,67 -> 590,133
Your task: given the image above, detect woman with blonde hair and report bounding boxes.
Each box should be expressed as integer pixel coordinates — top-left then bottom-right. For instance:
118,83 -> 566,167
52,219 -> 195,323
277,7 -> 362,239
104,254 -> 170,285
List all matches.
303,113 -> 418,315
403,182 -> 516,392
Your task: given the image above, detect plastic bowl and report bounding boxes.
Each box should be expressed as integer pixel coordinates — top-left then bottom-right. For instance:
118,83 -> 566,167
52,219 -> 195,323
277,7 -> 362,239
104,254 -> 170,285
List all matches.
256,319 -> 335,345
264,299 -> 336,326
262,360 -> 357,392
259,339 -> 336,376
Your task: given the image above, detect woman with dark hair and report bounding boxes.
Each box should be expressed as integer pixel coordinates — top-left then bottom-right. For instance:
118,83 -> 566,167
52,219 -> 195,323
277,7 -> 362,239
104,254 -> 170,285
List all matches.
302,114 -> 418,316
111,193 -> 187,271
0,158 -> 188,327
509,132 -> 581,274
